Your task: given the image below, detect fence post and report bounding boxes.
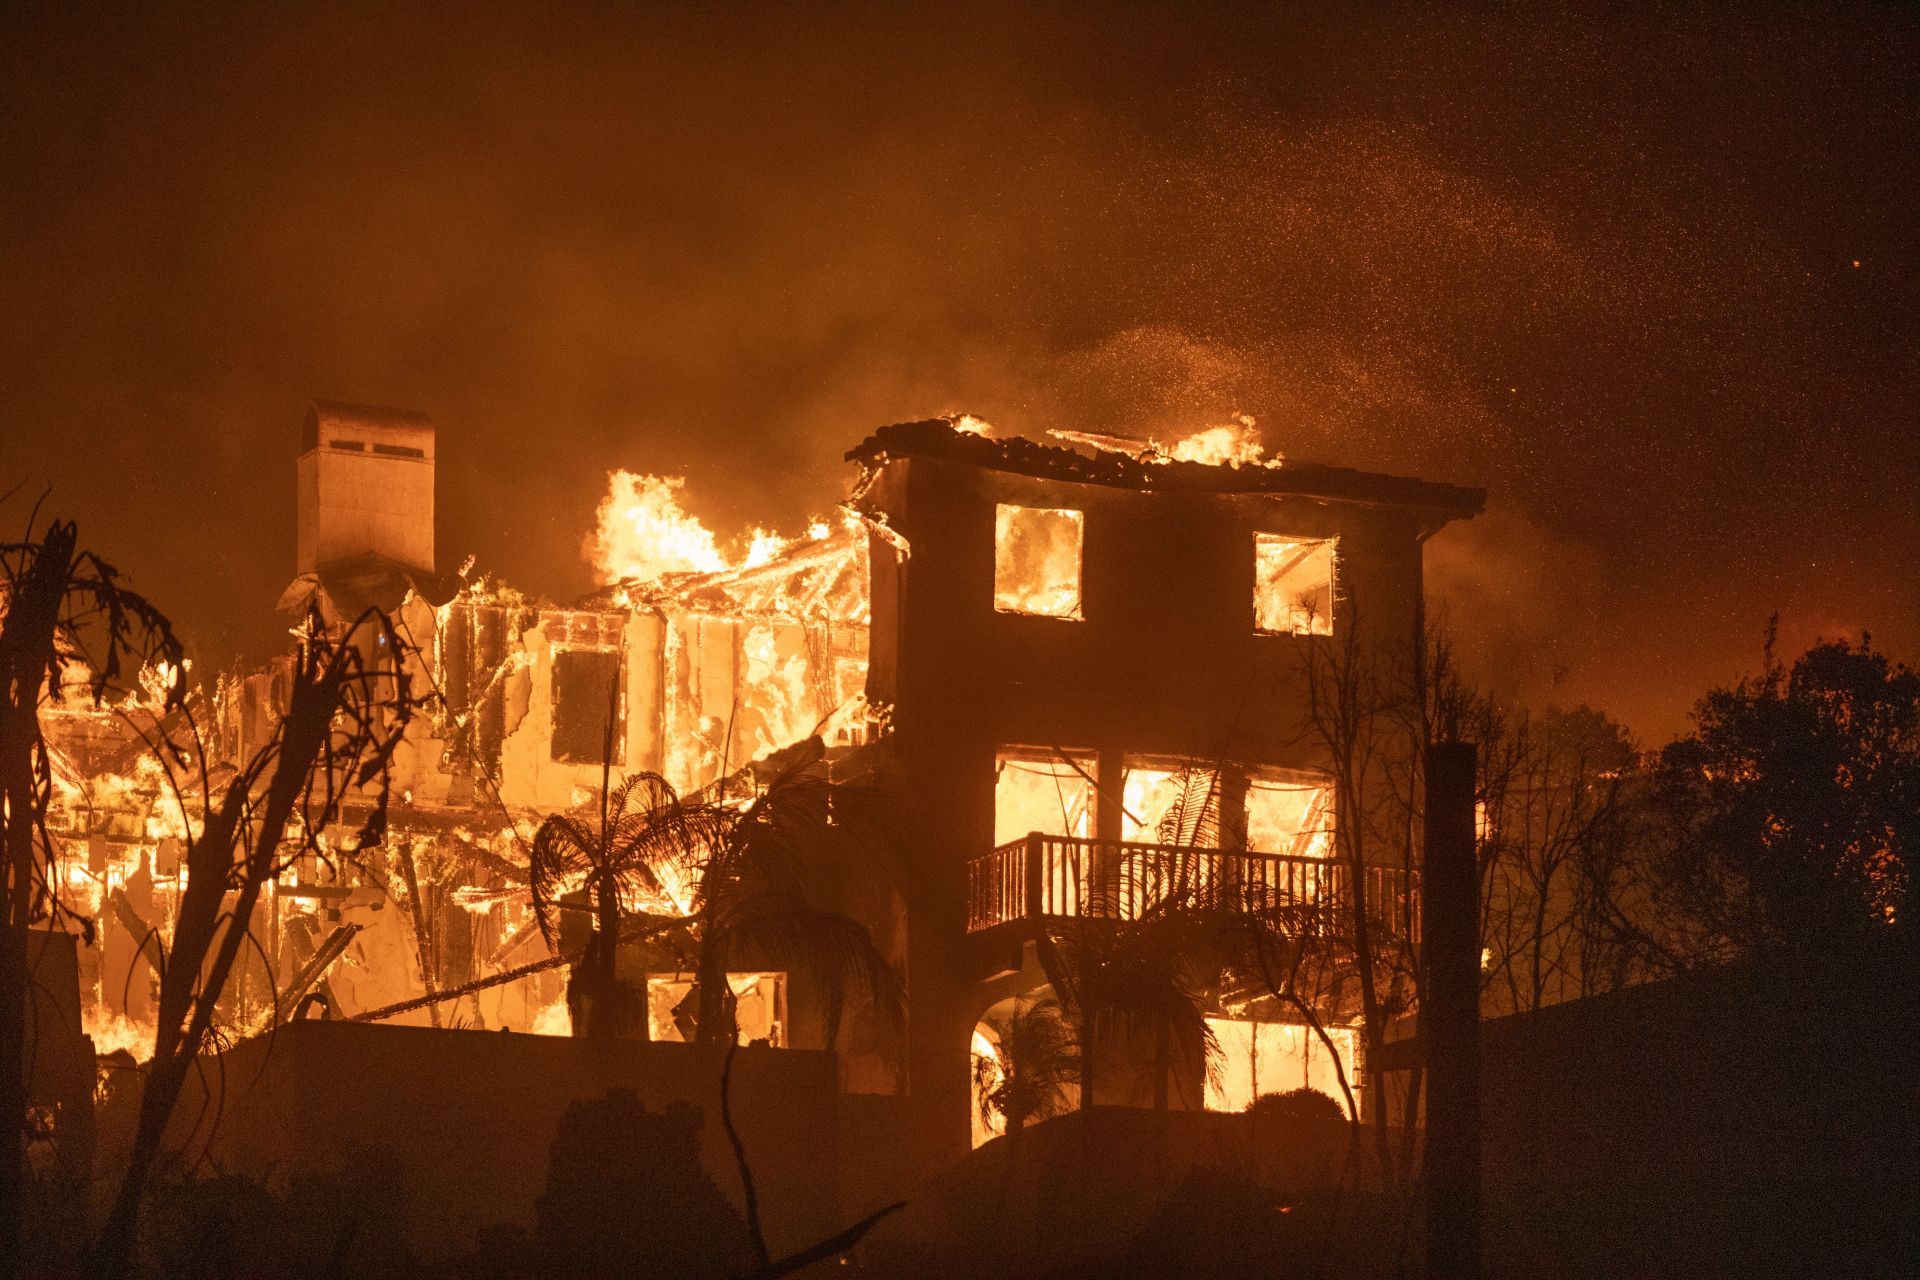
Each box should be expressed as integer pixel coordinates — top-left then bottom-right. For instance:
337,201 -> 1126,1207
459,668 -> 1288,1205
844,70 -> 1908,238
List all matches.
1423,740 -> 1480,1280
1025,833 -> 1044,921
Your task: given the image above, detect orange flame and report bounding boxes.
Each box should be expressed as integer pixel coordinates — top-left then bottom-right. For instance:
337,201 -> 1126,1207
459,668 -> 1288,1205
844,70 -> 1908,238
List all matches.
1163,413 -> 1273,467
589,472 -> 727,585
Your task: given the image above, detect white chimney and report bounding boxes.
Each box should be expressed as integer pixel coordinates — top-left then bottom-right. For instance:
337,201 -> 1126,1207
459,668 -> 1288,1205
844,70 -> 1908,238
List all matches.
296,400 -> 436,575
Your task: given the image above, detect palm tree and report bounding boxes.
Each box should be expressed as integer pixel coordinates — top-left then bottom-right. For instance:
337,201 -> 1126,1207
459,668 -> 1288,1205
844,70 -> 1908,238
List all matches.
93,602 -> 414,1280
971,995 -> 1079,1142
525,730 -> 904,1272
1037,762 -> 1227,1112
689,737 -> 903,1055
528,770 -> 725,1039
2,520 -> 181,1276
526,710 -> 902,1058
1044,906 -> 1223,1112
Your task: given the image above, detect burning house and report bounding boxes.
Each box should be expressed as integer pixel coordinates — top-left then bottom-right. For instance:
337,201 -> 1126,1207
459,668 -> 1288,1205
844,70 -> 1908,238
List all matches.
43,399 -> 1484,1199
849,419 -> 1482,1147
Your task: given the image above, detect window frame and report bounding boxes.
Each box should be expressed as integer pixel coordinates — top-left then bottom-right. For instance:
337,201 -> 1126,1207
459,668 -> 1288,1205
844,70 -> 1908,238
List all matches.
993,502 -> 1087,620
548,645 -> 626,766
1252,532 -> 1338,637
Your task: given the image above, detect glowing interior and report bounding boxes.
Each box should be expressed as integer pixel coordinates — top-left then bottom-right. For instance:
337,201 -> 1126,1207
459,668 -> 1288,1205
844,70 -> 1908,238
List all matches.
1245,773 -> 1336,860
1254,533 -> 1335,636
994,504 -> 1085,618
1205,1018 -> 1358,1115
993,750 -> 1096,846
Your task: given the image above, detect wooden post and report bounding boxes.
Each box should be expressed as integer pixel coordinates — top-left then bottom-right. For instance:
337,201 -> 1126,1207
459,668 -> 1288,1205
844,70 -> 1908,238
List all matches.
1024,832 -> 1044,921
1423,741 -> 1480,1280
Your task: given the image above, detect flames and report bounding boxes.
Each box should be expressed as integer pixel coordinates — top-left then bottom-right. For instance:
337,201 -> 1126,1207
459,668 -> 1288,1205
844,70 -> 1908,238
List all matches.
588,470 -> 837,590
84,1007 -> 155,1062
1253,534 -> 1336,636
1161,414 -> 1278,468
1046,413 -> 1283,470
993,504 -> 1085,619
589,472 -> 727,585
43,416 -> 1314,1062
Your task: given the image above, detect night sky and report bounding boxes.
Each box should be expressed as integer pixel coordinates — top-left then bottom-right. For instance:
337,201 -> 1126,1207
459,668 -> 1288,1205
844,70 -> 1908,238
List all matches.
2,3 -> 1913,742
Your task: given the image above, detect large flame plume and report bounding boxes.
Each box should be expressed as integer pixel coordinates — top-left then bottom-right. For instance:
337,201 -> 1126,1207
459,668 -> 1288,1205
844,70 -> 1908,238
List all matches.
588,470 -> 817,587
588,472 -> 728,584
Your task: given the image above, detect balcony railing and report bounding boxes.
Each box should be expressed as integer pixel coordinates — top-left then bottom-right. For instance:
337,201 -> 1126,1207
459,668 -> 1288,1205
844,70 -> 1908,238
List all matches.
966,833 -> 1417,940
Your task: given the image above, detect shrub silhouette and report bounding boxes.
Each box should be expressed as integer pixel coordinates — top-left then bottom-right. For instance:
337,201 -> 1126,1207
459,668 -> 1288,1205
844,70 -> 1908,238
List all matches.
534,1088 -> 751,1279
1247,1087 -> 1344,1126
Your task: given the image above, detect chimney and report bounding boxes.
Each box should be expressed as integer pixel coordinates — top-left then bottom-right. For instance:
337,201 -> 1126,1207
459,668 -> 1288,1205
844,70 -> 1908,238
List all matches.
295,400 -> 436,576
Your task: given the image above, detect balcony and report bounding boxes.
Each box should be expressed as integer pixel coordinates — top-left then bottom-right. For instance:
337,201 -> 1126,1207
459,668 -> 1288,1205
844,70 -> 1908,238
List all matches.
966,834 -> 1418,940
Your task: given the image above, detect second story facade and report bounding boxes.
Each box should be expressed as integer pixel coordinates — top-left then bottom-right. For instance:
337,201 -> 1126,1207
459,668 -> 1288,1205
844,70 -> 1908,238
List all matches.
847,421 -> 1482,933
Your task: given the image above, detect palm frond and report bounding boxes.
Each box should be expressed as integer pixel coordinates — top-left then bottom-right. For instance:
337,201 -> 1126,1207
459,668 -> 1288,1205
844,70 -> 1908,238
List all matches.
528,814 -> 601,950
1156,766 -> 1223,849
974,996 -> 1079,1133
714,890 -> 904,1049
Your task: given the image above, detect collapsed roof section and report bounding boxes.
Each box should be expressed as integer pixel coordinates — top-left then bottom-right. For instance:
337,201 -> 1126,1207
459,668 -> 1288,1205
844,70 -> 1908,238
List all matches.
581,522 -> 869,628
278,551 -> 465,626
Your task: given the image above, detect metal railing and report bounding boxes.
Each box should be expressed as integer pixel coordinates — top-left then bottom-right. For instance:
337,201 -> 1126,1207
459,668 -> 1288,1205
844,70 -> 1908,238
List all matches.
965,833 -> 1417,940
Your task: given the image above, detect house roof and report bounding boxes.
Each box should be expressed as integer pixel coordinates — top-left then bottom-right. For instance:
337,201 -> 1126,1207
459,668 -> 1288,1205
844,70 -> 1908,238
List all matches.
580,526 -> 869,626
846,418 -> 1487,519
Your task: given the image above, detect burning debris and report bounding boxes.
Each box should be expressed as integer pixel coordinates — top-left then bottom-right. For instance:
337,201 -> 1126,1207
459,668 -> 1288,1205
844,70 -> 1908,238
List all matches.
1049,412 -> 1281,470
1160,415 -> 1275,467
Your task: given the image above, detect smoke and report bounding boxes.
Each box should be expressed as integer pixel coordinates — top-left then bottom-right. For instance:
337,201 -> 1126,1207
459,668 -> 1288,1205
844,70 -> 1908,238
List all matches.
1424,504 -> 1610,713
1,4 -> 1913,741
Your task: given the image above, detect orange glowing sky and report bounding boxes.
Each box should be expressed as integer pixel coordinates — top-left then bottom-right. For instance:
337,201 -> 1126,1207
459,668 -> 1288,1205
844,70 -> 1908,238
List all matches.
1,3 -> 1913,744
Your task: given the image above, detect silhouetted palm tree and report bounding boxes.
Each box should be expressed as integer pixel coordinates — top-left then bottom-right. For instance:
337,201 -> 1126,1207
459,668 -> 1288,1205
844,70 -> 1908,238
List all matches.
1046,905 -> 1223,1111
690,738 -> 903,1055
528,770 -> 726,1039
2,519 -> 181,1276
972,994 -> 1079,1141
1038,763 -> 1226,1112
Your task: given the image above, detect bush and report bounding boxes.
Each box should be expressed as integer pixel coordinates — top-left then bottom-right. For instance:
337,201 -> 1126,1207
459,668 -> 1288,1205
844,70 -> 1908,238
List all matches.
1246,1087 -> 1344,1126
533,1088 -> 751,1280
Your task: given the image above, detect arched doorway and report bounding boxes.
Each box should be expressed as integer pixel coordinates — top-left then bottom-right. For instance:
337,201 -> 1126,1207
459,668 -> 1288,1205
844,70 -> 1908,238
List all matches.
968,992 -> 1080,1149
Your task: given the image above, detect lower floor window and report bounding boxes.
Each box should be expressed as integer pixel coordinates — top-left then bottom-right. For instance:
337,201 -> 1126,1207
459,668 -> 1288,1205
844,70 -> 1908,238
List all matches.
646,971 -> 787,1046
1204,1017 -> 1357,1115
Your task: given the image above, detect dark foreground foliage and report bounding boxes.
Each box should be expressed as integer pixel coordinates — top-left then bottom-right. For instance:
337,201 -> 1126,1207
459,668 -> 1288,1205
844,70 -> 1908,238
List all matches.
532,1088 -> 752,1279
1651,634 -> 1915,956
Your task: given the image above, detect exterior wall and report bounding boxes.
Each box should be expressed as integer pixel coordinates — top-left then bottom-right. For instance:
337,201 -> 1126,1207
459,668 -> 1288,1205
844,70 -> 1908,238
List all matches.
496,609 -> 666,811
164,1021 -> 845,1261
1472,949 -> 1917,1277
865,454 -> 1429,1155
482,604 -> 862,809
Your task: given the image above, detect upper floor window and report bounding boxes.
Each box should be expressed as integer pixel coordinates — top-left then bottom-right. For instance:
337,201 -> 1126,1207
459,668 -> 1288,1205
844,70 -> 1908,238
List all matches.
994,747 -> 1095,846
1245,770 -> 1335,860
995,504 -> 1084,619
1121,759 -> 1222,846
1254,534 -> 1335,636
